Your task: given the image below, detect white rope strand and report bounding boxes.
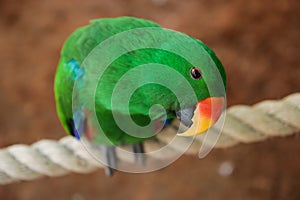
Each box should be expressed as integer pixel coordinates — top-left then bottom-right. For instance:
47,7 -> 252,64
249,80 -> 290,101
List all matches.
0,93 -> 299,185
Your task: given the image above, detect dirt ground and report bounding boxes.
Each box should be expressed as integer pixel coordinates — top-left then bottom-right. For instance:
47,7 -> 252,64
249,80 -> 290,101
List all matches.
0,0 -> 299,199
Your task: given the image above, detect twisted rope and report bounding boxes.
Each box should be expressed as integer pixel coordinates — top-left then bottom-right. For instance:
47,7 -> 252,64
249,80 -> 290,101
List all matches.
0,93 -> 299,185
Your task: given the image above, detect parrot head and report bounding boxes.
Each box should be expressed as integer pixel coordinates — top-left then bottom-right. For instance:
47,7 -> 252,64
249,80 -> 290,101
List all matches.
174,66 -> 225,136
170,43 -> 226,136
158,46 -> 226,137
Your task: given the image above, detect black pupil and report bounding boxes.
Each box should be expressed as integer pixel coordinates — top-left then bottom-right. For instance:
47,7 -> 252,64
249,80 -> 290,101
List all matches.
191,67 -> 202,79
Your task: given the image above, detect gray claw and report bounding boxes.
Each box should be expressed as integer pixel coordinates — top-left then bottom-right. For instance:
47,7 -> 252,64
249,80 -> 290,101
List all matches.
132,142 -> 145,165
100,146 -> 117,176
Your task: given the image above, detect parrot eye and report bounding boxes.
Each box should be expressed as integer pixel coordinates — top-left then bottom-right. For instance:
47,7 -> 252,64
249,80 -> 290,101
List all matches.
190,67 -> 202,80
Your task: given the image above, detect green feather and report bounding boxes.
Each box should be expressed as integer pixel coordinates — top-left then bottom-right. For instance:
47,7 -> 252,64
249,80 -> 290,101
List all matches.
54,16 -> 226,145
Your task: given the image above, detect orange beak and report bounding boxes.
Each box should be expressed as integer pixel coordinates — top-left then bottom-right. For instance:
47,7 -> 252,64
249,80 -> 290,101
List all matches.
177,97 -> 225,136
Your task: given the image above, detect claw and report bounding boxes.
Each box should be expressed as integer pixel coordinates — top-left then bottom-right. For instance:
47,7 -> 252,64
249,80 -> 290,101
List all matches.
100,146 -> 117,176
132,142 -> 145,165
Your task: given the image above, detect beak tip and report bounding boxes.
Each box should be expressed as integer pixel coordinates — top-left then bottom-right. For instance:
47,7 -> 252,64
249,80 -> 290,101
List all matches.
176,97 -> 224,136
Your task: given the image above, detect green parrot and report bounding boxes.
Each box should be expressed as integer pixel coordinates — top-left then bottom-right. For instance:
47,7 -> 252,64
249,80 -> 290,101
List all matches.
54,17 -> 226,175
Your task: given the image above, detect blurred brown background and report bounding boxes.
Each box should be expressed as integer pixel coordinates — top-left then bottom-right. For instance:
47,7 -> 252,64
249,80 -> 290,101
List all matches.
0,0 -> 299,199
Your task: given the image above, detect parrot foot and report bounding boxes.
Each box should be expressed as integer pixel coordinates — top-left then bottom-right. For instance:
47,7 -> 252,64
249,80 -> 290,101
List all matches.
100,146 -> 117,176
132,142 -> 145,165
99,143 -> 145,176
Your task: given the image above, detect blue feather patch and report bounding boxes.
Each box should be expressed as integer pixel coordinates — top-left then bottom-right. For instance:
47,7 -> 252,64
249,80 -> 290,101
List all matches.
66,59 -> 84,81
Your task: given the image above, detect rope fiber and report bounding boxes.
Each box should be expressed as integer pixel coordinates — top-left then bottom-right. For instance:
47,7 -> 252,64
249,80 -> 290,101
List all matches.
0,93 -> 299,185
